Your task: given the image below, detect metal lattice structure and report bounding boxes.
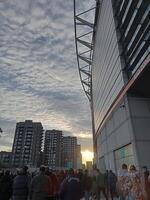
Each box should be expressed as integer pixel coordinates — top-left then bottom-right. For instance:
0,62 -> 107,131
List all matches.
74,0 -> 98,102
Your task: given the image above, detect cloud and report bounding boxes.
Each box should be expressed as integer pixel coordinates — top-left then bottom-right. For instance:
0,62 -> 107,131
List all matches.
0,0 -> 95,151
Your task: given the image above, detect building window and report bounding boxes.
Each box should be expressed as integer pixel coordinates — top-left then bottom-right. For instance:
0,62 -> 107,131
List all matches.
99,156 -> 106,172
114,144 -> 134,171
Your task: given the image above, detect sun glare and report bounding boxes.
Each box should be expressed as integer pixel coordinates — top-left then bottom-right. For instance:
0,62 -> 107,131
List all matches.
81,150 -> 94,164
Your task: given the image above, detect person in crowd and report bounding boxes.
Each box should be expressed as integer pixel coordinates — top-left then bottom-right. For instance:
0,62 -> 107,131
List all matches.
148,172 -> 150,183
29,166 -> 52,200
12,166 -> 29,200
107,170 -> 118,200
76,169 -> 85,198
117,163 -> 130,200
128,165 -> 146,200
91,169 -> 98,200
45,167 -> 59,199
0,170 -> 4,179
105,170 -> 109,196
59,168 -> 81,200
142,166 -> 150,200
57,170 -> 66,187
95,169 -> 108,200
83,169 -> 92,200
142,166 -> 150,178
0,170 -> 12,200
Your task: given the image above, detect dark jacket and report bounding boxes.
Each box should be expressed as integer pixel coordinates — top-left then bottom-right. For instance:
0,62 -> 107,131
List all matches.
12,174 -> 29,200
0,174 -> 12,200
108,172 -> 117,188
96,172 -> 107,188
59,176 -> 81,200
29,173 -> 51,200
48,172 -> 59,197
83,174 -> 92,191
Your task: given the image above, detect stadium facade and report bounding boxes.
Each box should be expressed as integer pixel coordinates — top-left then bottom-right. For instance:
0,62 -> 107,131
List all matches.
74,0 -> 150,172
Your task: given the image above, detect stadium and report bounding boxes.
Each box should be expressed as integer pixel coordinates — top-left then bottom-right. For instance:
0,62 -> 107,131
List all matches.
74,0 -> 150,171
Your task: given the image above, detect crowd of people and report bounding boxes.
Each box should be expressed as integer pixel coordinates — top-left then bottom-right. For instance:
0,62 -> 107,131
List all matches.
117,164 -> 150,200
0,164 -> 150,200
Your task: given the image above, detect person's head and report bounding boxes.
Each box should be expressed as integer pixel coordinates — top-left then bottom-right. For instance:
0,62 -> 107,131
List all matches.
22,166 -> 28,175
23,165 -> 28,171
84,169 -> 88,175
142,166 -> 148,172
129,165 -> 136,172
17,168 -> 20,175
68,168 -> 74,176
122,164 -> 128,170
78,169 -> 83,174
45,166 -> 49,175
5,170 -> 10,176
40,165 -> 45,174
17,168 -> 25,175
93,168 -> 99,176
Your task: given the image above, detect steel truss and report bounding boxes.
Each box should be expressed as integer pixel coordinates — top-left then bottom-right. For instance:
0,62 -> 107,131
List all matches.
74,0 -> 98,102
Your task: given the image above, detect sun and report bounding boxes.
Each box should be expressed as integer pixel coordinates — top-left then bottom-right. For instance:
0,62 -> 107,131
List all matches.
81,150 -> 94,164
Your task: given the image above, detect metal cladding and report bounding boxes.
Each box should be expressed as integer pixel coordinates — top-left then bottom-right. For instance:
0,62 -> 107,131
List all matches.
75,0 -> 150,171
75,0 -> 150,136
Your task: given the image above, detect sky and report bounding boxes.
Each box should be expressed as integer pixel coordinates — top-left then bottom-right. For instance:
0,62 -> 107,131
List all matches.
0,0 -> 95,162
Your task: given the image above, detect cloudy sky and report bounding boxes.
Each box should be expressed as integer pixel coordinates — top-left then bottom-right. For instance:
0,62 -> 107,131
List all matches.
0,0 -> 95,157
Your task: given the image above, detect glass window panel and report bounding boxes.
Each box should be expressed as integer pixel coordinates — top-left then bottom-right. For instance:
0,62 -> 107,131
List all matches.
99,156 -> 106,172
114,144 -> 134,171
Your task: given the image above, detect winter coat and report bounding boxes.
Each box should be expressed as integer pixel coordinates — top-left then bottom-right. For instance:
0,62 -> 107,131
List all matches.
0,174 -> 12,200
92,176 -> 98,193
83,174 -> 92,191
29,173 -> 51,200
48,172 -> 59,197
59,176 -> 81,200
12,174 -> 29,200
108,172 -> 117,188
96,172 -> 107,188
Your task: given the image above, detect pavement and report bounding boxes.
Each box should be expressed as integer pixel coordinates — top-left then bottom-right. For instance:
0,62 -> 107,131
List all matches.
81,197 -> 119,200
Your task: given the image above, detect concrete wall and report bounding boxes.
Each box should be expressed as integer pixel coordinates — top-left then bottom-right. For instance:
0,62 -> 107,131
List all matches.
96,96 -> 150,172
128,97 -> 150,169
